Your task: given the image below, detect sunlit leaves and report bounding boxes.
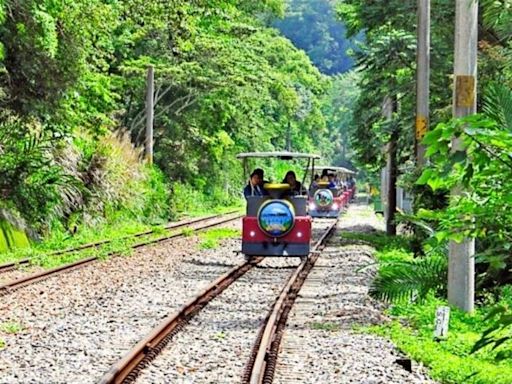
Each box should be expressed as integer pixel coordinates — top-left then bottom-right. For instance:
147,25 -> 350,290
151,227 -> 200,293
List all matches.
0,0 -> 334,234
0,0 -> 119,116
32,8 -> 58,57
472,304 -> 512,362
417,103 -> 512,287
481,0 -> 512,41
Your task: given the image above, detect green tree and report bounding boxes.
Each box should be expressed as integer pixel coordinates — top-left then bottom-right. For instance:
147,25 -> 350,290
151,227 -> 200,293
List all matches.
274,0 -> 357,74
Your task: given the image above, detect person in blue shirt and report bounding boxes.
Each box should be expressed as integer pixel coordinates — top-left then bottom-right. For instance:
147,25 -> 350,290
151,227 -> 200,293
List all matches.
327,173 -> 336,189
244,168 -> 267,197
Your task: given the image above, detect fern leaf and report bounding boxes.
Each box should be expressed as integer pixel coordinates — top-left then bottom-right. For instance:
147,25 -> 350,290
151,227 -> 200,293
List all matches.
483,82 -> 512,132
369,255 -> 447,303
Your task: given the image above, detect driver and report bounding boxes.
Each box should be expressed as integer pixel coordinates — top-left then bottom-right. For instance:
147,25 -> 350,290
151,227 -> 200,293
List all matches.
244,168 -> 268,197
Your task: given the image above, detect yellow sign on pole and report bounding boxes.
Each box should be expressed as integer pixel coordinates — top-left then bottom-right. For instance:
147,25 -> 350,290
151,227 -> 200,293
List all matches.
455,75 -> 476,108
416,115 -> 428,140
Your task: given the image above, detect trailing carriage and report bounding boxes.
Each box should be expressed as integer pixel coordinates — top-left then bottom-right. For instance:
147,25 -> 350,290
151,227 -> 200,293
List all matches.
308,166 -> 356,218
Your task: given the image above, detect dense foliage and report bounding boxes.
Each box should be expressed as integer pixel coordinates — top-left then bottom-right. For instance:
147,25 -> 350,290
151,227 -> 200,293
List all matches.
273,0 -> 358,75
337,0 -> 512,368
0,0 -> 347,239
320,72 -> 360,167
337,0 -> 454,170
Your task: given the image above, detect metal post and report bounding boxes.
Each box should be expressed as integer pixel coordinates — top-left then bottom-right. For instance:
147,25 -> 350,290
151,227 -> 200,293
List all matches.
286,121 -> 292,152
449,0 -> 478,312
415,0 -> 430,167
145,65 -> 155,164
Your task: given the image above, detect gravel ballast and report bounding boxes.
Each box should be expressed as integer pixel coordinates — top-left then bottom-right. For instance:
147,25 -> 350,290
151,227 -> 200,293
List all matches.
273,203 -> 436,384
0,220 -> 241,384
135,257 -> 301,384
0,206 -> 437,384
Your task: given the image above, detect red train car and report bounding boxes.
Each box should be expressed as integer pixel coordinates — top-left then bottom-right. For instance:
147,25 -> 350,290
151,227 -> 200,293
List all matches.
238,151 -> 320,258
308,166 -> 357,218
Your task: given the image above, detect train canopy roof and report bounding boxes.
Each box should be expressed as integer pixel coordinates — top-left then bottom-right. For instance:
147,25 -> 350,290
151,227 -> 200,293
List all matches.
236,151 -> 320,160
310,165 -> 356,175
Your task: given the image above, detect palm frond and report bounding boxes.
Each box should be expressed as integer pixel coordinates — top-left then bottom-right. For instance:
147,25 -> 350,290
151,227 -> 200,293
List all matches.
481,0 -> 512,40
369,255 -> 447,303
483,82 -> 512,132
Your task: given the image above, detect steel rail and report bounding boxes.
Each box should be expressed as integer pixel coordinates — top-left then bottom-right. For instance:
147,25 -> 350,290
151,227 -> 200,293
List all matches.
98,257 -> 263,384
0,258 -> 31,273
243,220 -> 338,384
0,212 -> 238,274
0,213 -> 242,295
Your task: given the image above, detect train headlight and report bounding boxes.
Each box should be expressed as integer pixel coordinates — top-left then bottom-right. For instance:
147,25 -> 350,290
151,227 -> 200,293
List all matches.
296,231 -> 303,238
314,189 -> 334,208
249,230 -> 256,238
257,200 -> 295,238
332,203 -> 339,210
308,202 -> 315,210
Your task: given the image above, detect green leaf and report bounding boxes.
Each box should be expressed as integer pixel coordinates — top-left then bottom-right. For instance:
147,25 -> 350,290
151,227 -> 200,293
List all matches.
416,169 -> 434,185
427,176 -> 445,191
495,350 -> 512,361
451,151 -> 467,164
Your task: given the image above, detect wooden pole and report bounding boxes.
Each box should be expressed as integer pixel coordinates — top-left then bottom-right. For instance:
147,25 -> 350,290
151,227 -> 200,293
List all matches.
145,65 -> 154,164
448,0 -> 478,312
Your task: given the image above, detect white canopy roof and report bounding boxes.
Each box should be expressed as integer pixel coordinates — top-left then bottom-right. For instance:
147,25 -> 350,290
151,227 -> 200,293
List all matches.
311,165 -> 356,175
236,151 -> 321,160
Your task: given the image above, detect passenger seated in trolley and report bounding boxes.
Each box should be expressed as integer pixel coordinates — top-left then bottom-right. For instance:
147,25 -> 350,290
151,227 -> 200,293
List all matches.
283,171 -> 305,196
327,173 -> 336,189
320,169 -> 329,182
243,168 -> 268,197
311,174 -> 320,189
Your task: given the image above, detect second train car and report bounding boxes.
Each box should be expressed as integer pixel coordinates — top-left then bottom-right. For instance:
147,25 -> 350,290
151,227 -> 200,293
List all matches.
308,166 -> 356,218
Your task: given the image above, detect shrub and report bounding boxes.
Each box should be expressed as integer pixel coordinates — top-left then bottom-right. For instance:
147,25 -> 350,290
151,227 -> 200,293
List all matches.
62,132 -> 171,227
0,113 -> 82,231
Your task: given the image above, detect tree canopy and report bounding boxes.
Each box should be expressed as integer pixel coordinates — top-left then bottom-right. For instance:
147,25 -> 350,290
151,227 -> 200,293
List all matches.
273,0 -> 358,75
0,0 -> 348,233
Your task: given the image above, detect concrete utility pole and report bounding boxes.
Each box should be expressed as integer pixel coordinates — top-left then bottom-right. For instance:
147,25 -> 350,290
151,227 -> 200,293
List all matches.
145,65 -> 155,164
383,96 -> 397,235
449,0 -> 478,312
415,0 -> 430,167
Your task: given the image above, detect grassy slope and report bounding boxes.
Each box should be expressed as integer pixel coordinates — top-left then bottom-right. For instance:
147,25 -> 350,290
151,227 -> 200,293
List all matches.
0,203 -> 243,268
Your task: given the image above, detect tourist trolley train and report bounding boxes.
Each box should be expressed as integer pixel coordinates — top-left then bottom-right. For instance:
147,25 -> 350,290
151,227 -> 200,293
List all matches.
237,151 -> 319,258
308,166 -> 356,218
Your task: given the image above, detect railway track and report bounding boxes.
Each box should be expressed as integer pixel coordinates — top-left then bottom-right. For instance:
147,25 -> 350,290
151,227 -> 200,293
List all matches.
98,257 -> 264,384
243,219 -> 338,384
0,212 -> 237,275
0,212 -> 241,295
98,219 -> 337,384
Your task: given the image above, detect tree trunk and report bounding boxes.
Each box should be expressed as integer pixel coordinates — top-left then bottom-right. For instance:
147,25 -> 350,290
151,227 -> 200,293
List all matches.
386,129 -> 398,235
